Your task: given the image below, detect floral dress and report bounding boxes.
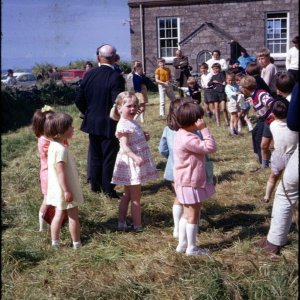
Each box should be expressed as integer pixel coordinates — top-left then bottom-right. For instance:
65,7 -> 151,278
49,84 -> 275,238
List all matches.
112,119 -> 158,185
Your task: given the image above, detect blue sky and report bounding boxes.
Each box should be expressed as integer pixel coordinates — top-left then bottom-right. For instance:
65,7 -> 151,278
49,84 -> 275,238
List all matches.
1,0 -> 131,70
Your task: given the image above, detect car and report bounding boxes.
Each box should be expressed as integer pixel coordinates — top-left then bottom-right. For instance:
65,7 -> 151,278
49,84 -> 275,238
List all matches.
61,69 -> 85,82
1,72 -> 37,87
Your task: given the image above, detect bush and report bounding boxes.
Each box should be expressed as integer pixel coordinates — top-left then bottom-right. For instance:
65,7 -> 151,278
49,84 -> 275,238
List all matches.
1,82 -> 77,133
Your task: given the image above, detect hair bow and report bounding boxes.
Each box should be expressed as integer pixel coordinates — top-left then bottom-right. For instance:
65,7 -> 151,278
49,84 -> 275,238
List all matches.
41,105 -> 54,113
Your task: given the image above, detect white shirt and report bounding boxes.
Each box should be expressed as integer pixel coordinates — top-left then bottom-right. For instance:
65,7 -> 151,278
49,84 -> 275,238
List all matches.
200,72 -> 213,88
270,119 -> 298,154
286,46 -> 299,71
206,58 -> 228,72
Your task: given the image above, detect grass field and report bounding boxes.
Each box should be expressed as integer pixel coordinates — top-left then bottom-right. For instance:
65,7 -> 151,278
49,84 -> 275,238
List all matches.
1,93 -> 298,299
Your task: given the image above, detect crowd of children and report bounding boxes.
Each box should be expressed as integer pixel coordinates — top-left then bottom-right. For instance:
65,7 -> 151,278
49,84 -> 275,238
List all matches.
31,42 -> 298,256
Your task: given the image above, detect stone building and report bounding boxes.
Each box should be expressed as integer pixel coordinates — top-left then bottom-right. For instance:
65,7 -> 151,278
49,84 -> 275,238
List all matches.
127,0 -> 299,75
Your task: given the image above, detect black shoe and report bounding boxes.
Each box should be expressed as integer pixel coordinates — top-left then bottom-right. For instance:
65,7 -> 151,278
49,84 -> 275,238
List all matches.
106,191 -> 121,199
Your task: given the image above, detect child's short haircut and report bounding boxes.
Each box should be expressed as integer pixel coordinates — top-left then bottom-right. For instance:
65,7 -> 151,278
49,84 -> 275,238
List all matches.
187,77 -> 196,85
272,99 -> 289,119
157,58 -> 165,64
235,72 -> 244,80
200,63 -> 208,69
255,47 -> 271,58
226,72 -> 235,80
211,63 -> 221,69
292,36 -> 299,44
276,72 -> 295,94
245,62 -> 261,76
176,101 -> 204,128
44,113 -> 73,139
239,75 -> 257,91
166,98 -> 182,131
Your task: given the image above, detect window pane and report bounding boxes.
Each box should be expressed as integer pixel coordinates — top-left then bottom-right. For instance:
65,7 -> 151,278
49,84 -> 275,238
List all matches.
160,30 -> 165,38
172,18 -> 177,28
160,40 -> 166,47
172,29 -> 177,37
166,30 -> 171,38
166,19 -> 171,28
159,19 -> 165,29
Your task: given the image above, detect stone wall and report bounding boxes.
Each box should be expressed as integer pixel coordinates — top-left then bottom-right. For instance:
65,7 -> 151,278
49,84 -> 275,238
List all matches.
128,0 -> 299,75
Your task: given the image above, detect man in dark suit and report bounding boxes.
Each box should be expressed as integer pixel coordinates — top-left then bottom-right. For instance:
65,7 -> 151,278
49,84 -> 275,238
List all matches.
173,50 -> 191,97
75,44 -> 125,198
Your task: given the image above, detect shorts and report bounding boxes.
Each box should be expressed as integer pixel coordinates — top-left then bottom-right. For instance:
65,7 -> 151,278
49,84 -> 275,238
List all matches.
262,123 -> 272,138
204,89 -> 214,103
227,100 -> 240,113
240,102 -> 251,111
211,91 -> 226,102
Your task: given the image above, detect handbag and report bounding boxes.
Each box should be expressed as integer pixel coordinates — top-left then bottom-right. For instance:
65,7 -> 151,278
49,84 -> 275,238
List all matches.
205,155 -> 214,184
42,205 -> 68,225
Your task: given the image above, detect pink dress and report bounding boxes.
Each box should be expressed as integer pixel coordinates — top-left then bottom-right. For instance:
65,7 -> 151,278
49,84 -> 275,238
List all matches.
38,136 -> 51,195
112,119 -> 158,185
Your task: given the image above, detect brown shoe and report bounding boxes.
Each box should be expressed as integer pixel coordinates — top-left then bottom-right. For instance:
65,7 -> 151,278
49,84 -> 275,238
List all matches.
257,237 -> 281,255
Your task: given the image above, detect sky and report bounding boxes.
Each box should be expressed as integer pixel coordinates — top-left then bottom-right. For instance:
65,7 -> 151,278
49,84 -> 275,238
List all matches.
1,0 -> 132,70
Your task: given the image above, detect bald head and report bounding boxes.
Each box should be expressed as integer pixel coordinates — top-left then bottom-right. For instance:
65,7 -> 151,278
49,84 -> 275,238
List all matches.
97,44 -> 117,64
176,50 -> 182,57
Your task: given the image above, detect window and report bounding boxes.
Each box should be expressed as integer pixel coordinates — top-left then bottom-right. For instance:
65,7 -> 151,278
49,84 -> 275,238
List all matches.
157,17 -> 180,62
266,12 -> 289,57
197,50 -> 212,67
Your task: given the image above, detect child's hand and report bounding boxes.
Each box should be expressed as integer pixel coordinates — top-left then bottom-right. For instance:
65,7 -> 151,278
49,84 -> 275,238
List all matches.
195,118 -> 206,130
134,156 -> 143,167
64,191 -> 73,202
144,131 -> 150,141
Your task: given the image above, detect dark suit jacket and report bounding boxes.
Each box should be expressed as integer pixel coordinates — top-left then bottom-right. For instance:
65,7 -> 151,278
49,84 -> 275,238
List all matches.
173,56 -> 190,80
75,65 -> 125,137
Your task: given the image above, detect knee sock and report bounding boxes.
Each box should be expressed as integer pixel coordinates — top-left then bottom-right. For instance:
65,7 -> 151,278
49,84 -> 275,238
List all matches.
176,217 -> 187,251
172,204 -> 183,238
246,120 -> 253,131
237,120 -> 242,133
186,223 -> 198,252
39,211 -> 47,231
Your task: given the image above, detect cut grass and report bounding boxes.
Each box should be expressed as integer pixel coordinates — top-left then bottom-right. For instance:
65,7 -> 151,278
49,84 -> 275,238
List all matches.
1,93 -> 298,299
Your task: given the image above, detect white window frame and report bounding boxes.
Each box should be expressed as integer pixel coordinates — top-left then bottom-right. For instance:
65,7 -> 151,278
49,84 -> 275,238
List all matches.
157,17 -> 180,63
265,12 -> 289,58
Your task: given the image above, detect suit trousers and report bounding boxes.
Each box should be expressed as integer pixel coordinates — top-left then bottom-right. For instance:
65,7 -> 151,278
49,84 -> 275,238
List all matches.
89,134 -> 119,194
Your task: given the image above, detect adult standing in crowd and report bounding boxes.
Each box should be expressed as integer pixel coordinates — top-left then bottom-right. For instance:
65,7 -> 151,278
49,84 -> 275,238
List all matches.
286,36 -> 299,82
173,50 -> 191,97
256,47 -> 277,97
257,82 -> 299,255
75,44 -> 125,198
206,49 -> 228,73
237,48 -> 256,70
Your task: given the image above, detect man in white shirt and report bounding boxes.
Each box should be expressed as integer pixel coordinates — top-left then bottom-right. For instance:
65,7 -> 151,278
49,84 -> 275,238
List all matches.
286,36 -> 299,82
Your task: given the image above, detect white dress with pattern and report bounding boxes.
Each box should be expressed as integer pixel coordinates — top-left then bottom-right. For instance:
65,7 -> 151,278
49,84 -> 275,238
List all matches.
112,119 -> 158,185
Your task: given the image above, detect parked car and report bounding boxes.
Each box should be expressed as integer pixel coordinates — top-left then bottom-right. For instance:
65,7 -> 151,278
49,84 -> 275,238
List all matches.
61,69 -> 85,83
1,72 -> 37,86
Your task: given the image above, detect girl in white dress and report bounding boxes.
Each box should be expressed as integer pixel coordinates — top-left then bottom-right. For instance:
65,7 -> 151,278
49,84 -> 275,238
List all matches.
110,92 -> 158,232
44,113 -> 84,249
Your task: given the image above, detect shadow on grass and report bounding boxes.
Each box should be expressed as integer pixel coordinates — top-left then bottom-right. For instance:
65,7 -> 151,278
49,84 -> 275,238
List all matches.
215,170 -> 244,184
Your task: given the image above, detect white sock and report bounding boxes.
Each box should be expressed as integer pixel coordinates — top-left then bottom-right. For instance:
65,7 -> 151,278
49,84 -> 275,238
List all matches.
247,120 -> 253,131
39,211 -> 47,231
51,240 -> 60,247
186,223 -> 198,252
172,204 -> 183,238
140,112 -> 144,123
237,120 -> 242,133
176,217 -> 187,252
73,241 -> 82,249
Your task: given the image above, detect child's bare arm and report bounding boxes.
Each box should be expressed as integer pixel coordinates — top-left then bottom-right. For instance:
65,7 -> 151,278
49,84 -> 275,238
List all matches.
56,161 -> 73,202
119,135 -> 143,166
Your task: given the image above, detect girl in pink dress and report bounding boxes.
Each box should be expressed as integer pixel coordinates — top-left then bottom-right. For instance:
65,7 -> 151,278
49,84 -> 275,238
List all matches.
32,105 -> 55,231
173,101 -> 217,256
110,92 -> 158,232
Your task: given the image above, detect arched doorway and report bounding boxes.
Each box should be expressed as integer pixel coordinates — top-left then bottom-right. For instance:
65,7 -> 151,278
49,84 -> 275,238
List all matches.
196,50 -> 212,69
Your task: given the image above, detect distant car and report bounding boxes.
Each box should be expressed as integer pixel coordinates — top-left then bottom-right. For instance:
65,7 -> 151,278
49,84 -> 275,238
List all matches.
61,69 -> 85,82
1,72 -> 36,86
